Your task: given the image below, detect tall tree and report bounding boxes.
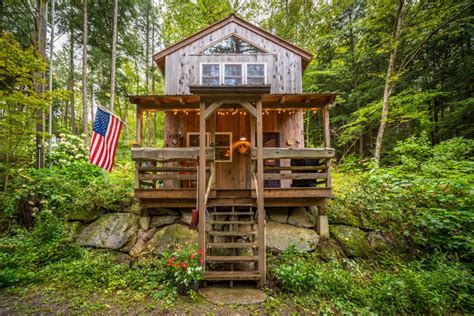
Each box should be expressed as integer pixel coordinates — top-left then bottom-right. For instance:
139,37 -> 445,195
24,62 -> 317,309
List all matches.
110,0 -> 118,112
82,0 -> 88,144
34,0 -> 48,168
374,0 -> 406,167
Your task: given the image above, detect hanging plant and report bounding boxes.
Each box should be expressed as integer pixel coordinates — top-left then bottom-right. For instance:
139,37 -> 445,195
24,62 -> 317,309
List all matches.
234,138 -> 252,155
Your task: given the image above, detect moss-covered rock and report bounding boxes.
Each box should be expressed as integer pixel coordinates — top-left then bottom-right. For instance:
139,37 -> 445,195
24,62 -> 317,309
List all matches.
267,207 -> 289,224
330,225 -> 369,258
68,207 -> 104,222
147,224 -> 197,255
266,221 -> 319,252
288,207 -> 316,228
313,238 -> 346,261
76,213 -> 138,252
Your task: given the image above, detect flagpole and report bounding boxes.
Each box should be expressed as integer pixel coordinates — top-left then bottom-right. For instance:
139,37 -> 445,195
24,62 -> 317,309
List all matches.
97,105 -> 135,134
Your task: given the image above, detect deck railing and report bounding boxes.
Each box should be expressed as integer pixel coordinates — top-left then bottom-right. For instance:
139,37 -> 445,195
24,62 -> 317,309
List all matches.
252,147 -> 335,188
131,147 -> 214,190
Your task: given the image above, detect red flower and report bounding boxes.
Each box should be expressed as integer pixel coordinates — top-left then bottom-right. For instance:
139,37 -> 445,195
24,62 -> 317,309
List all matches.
199,258 -> 204,264
198,249 -> 205,256
167,258 -> 175,266
190,253 -> 195,259
181,262 -> 188,268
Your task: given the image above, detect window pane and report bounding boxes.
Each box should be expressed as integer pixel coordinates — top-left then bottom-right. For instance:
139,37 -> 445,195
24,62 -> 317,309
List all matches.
202,78 -> 220,85
225,64 -> 242,76
247,64 -> 264,77
202,64 -> 220,77
203,36 -> 266,54
247,77 -> 265,84
224,78 -> 242,85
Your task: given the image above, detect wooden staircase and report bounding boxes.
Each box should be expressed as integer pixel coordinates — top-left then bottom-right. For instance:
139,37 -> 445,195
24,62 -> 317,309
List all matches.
203,204 -> 262,287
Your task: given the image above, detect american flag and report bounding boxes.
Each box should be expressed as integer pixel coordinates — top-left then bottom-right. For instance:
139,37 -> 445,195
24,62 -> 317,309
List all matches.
89,107 -> 123,172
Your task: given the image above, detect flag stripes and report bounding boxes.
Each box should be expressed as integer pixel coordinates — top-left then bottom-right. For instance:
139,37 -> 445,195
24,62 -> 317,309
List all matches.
89,107 -> 123,172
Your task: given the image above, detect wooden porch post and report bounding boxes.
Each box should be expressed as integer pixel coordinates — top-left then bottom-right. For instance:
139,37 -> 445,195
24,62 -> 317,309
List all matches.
256,100 -> 266,286
198,101 -> 207,261
136,105 -> 143,146
318,105 -> 331,237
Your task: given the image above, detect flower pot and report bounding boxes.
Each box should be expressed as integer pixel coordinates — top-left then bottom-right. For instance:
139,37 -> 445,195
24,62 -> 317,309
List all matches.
176,280 -> 200,295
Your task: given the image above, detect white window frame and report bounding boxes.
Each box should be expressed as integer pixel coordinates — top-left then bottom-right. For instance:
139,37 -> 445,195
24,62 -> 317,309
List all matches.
200,63 -> 220,85
187,132 -> 210,147
200,62 -> 267,85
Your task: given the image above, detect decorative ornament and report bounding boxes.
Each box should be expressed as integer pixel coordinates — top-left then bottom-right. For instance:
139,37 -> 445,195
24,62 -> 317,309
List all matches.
234,137 -> 251,155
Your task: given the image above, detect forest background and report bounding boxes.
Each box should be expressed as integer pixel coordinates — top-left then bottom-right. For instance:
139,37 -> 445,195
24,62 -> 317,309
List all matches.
0,0 -> 472,313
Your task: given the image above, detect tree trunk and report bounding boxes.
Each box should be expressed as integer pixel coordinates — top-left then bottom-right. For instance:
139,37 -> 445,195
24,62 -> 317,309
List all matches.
374,0 -> 405,167
35,0 -> 48,169
110,0 -> 118,112
68,23 -> 76,133
82,0 -> 88,145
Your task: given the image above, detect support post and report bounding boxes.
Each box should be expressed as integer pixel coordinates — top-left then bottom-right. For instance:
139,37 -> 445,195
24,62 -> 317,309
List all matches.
250,115 -> 256,189
316,205 -> 329,237
198,102 -> 207,265
256,100 -> 265,286
320,105 -> 331,237
136,105 -> 143,146
210,113 -> 216,190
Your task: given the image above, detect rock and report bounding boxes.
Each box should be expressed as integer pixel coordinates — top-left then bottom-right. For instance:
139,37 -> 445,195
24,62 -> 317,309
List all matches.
328,204 -> 363,227
129,228 -> 157,257
288,207 -> 316,228
150,215 -> 178,228
147,224 -> 198,255
268,208 -> 289,224
266,221 -> 319,252
313,238 -> 345,261
201,288 -> 266,305
77,213 -> 138,252
307,206 -> 319,217
330,225 -> 369,258
180,209 -> 192,225
68,207 -> 103,222
367,231 -> 391,252
122,203 -> 141,215
139,216 -> 151,230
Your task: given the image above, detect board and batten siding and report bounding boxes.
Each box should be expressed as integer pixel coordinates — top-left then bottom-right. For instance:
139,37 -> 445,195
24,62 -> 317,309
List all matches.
164,21 -> 303,95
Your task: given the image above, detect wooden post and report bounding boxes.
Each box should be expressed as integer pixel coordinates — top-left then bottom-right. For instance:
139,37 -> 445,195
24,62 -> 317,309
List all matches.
319,105 -> 331,237
250,116 -> 256,189
136,105 -> 143,146
210,113 -> 216,190
256,100 -> 265,286
198,102 -> 207,265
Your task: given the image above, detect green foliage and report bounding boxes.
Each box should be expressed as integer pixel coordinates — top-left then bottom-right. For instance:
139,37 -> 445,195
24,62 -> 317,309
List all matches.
273,248 -> 473,313
331,136 -> 474,259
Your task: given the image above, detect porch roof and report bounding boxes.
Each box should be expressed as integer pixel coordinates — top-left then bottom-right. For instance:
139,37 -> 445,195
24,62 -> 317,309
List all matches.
129,91 -> 336,111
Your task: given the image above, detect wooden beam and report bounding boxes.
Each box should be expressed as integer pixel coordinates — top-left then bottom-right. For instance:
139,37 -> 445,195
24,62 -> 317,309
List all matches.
204,101 -> 223,119
251,148 -> 335,160
131,147 -> 215,161
198,101 -> 206,267
139,173 -> 199,181
264,166 -> 327,171
256,99 -> 265,287
322,106 -> 332,188
250,116 -> 256,190
135,188 -> 197,199
240,101 -> 257,117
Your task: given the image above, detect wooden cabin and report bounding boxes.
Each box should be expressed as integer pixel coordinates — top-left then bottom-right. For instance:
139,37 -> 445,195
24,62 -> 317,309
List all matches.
129,14 -> 335,287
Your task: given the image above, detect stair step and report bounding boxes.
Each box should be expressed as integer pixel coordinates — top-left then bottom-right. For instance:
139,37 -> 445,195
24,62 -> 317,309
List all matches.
207,242 -> 257,249
211,212 -> 254,216
208,231 -> 256,237
203,271 -> 261,281
206,255 -> 259,262
208,220 -> 255,225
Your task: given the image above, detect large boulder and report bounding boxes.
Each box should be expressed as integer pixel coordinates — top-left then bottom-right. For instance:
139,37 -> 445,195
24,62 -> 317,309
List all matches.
147,224 -> 198,255
68,207 -> 104,222
76,213 -> 138,252
129,228 -> 157,257
313,238 -> 346,261
330,225 -> 369,258
288,207 -> 316,228
266,221 -> 319,252
267,208 -> 289,224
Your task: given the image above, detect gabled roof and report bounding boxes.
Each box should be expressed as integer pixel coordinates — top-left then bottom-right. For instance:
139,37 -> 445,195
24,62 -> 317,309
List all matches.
153,14 -> 313,74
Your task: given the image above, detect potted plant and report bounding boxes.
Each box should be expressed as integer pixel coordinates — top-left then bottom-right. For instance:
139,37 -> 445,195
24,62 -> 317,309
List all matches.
162,242 -> 204,295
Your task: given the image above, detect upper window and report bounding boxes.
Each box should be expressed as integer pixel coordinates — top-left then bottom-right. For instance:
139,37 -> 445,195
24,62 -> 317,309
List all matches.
201,64 -> 220,85
202,35 -> 267,55
200,62 -> 266,86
